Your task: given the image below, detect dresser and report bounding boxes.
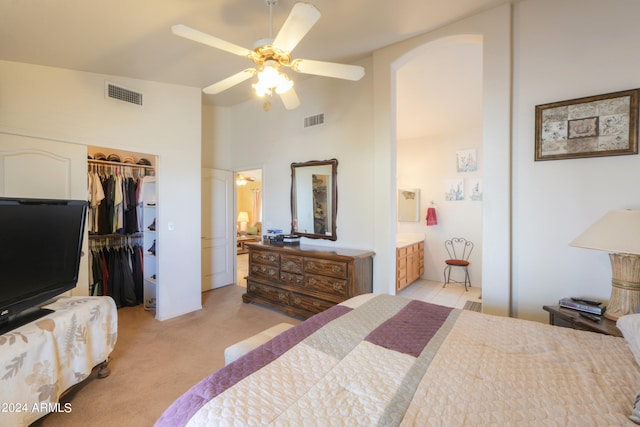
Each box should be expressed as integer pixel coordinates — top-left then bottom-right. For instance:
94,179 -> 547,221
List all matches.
243,242 -> 375,318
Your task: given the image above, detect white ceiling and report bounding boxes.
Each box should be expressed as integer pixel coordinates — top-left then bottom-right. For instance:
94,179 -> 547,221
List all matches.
0,0 -> 505,137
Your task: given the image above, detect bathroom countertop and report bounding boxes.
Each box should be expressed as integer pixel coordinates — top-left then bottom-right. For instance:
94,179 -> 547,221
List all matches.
396,234 -> 424,248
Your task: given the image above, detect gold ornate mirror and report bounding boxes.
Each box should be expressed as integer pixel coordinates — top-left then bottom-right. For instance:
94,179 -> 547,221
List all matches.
290,159 -> 338,241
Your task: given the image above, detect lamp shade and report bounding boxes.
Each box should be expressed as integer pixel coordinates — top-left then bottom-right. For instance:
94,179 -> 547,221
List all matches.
569,210 -> 640,255
237,212 -> 249,223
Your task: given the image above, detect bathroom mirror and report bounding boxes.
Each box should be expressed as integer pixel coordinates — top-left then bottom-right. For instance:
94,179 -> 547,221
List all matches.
397,188 -> 420,222
290,159 -> 338,241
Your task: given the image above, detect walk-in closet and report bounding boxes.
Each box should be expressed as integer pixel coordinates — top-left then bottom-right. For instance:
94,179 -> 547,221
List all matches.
87,146 -> 158,313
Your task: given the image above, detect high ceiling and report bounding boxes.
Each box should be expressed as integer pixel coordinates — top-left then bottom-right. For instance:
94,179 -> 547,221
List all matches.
1,0 -> 507,105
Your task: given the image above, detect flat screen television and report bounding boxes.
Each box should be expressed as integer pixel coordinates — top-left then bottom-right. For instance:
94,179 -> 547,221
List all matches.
0,197 -> 87,334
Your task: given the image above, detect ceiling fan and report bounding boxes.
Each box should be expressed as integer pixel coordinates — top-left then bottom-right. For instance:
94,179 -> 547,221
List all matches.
171,0 -> 365,110
236,173 -> 255,186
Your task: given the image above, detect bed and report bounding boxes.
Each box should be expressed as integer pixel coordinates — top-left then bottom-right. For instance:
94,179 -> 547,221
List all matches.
155,293 -> 640,426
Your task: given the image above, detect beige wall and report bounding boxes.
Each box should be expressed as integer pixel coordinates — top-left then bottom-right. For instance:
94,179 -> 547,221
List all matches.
237,181 -> 260,226
0,60 -> 203,321
210,0 -> 640,321
512,0 -> 640,320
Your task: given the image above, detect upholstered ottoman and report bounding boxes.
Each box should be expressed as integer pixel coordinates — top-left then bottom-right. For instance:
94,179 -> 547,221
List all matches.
224,323 -> 294,365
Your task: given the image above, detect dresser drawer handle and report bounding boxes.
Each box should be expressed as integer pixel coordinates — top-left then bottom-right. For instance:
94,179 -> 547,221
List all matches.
309,278 -> 317,285
333,283 -> 344,291
332,266 -> 341,273
307,261 -> 315,269
294,297 -> 301,304
249,285 -> 256,291
278,293 -> 287,301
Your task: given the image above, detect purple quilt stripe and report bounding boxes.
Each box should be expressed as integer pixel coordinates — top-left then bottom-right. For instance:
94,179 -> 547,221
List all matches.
154,304 -> 352,427
366,300 -> 452,357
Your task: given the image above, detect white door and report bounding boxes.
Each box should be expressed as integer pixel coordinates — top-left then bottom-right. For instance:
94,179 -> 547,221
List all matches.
201,168 -> 234,290
0,133 -> 89,295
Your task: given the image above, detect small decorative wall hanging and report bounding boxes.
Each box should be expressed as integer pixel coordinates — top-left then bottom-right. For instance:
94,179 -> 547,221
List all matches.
445,179 -> 464,201
456,149 -> 478,172
535,88 -> 639,161
469,178 -> 483,201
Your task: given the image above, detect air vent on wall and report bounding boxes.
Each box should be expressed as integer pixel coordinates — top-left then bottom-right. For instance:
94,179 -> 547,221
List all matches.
304,113 -> 324,128
105,82 -> 143,106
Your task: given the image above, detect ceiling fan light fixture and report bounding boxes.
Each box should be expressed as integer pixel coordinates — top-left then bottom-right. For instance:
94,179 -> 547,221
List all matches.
173,0 -> 364,109
252,60 -> 293,97
275,74 -> 293,94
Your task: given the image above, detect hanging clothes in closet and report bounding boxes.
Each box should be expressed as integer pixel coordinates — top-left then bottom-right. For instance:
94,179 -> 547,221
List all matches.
88,160 -> 151,307
89,236 -> 144,308
87,161 -> 146,236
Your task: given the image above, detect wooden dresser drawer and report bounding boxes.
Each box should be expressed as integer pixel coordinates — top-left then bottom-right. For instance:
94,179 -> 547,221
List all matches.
305,273 -> 348,297
304,258 -> 347,278
248,282 -> 290,305
280,271 -> 304,287
291,293 -> 334,314
250,250 -> 280,266
243,243 -> 374,319
281,255 -> 303,274
250,263 -> 280,281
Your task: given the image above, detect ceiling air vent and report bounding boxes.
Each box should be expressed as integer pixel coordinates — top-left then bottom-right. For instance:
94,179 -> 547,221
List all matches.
304,113 -> 324,128
105,82 -> 143,106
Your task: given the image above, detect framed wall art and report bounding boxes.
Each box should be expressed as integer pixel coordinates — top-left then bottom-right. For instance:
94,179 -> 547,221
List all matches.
456,148 -> 478,172
445,179 -> 464,201
534,89 -> 639,161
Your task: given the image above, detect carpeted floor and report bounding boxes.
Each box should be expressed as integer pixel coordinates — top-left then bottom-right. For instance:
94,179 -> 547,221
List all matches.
33,284 -> 299,427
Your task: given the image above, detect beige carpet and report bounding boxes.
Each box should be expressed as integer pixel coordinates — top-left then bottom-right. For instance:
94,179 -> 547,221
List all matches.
33,285 -> 299,427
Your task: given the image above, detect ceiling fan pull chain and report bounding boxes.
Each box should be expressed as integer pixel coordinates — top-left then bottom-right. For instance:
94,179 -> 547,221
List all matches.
267,0 -> 276,39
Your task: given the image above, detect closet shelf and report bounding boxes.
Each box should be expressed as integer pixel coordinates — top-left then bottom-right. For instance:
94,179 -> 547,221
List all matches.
88,158 -> 155,169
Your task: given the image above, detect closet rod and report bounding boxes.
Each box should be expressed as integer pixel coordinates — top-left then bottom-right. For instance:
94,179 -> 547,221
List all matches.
88,159 -> 154,169
89,232 -> 143,239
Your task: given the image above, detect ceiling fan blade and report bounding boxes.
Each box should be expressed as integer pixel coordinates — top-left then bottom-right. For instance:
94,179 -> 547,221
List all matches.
172,24 -> 252,57
202,69 -> 255,95
279,87 -> 301,110
291,59 -> 365,81
272,3 -> 321,53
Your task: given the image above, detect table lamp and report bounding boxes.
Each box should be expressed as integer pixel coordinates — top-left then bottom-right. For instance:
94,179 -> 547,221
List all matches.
569,209 -> 640,321
237,211 -> 249,235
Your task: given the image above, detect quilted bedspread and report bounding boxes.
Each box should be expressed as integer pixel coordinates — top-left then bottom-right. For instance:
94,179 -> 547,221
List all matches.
155,293 -> 640,426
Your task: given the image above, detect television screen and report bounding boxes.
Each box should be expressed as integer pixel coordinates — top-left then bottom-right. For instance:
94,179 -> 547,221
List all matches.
0,197 -> 87,331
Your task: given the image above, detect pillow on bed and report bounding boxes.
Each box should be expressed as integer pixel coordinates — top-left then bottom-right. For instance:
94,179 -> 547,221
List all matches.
618,314 -> 640,365
617,314 -> 640,424
630,394 -> 640,425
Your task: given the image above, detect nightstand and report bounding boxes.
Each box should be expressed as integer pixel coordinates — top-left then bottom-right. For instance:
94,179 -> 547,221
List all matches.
543,305 -> 622,337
